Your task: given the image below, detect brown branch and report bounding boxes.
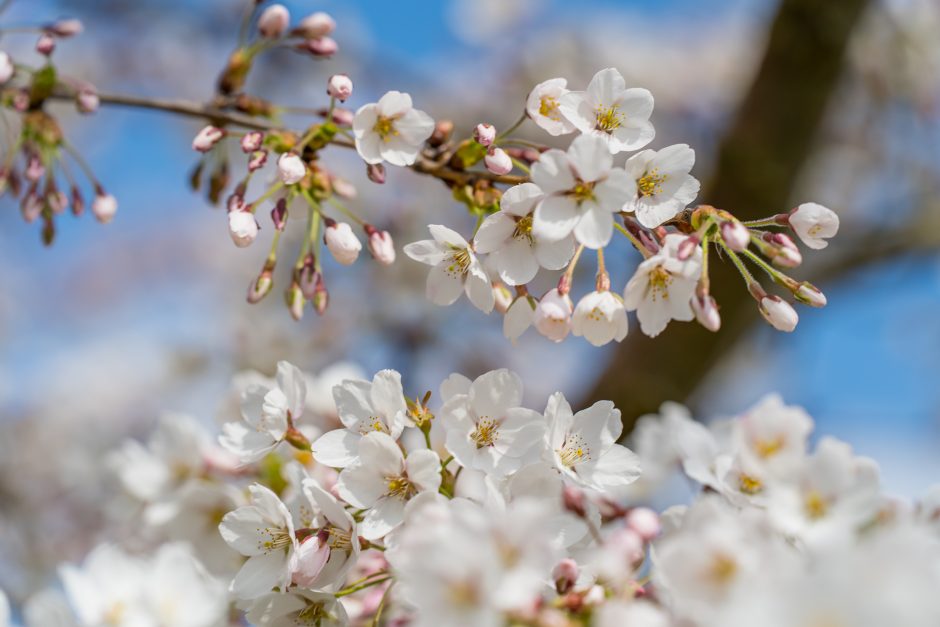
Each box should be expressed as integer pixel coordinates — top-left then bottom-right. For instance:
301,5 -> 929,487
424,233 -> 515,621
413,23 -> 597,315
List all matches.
47,88 -> 528,186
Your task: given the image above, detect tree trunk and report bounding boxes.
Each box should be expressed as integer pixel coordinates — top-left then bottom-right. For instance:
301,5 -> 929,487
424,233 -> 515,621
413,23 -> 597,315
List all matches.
584,0 -> 871,425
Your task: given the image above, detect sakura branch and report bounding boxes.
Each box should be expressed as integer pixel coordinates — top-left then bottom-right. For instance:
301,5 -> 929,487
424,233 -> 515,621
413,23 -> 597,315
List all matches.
1,1 -> 838,339
15,360 -> 940,626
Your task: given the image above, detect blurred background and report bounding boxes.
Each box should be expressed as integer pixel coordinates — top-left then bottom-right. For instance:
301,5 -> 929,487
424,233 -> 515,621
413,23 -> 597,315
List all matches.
1,0 -> 939,604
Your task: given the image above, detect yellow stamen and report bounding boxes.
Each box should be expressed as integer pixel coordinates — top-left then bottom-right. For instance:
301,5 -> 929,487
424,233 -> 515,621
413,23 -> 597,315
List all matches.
594,104 -> 624,132
372,116 -> 398,143
804,490 -> 829,520
637,168 -> 668,197
539,95 -> 562,121
386,475 -> 416,500
513,215 -> 534,242
708,554 -> 738,584
470,417 -> 499,448
557,433 -> 590,467
738,473 -> 763,495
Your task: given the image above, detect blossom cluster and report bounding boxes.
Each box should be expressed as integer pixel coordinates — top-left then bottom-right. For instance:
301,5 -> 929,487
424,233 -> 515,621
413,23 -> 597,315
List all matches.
7,362 -> 940,626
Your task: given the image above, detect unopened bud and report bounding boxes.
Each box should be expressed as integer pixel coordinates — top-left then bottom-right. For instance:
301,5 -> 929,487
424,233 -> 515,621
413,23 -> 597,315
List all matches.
192,125 -> 225,153
92,192 -> 117,224
795,282 -> 827,308
271,198 -> 287,230
429,120 -> 454,147
47,19 -> 83,38
48,190 -> 68,214
473,123 -> 496,147
258,4 -> 290,38
284,426 -> 312,451
691,293 -> 721,332
76,87 -> 99,114
247,268 -> 274,304
366,162 -> 386,185
484,147 -> 512,175
772,245 -> 802,268
277,152 -> 306,185
304,36 -> 338,57
759,296 -> 799,332
286,281 -> 305,321
365,225 -> 395,265
241,131 -> 264,153
248,149 -> 268,172
720,220 -> 750,252
21,193 -> 41,223
25,157 -> 44,183
552,559 -> 579,595
324,220 -> 362,265
36,33 -> 55,56
331,176 -> 357,199
70,186 -> 84,216
298,12 -> 335,38
625,507 -> 661,541
326,74 -> 352,102
562,484 -> 586,517
228,210 -> 259,248
677,235 -> 699,261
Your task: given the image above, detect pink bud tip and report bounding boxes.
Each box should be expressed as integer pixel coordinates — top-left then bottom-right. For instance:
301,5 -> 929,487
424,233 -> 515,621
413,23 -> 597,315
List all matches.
720,220 -> 750,252
625,507 -> 661,541
327,74 -> 353,102
258,4 -> 290,38
473,123 -> 496,147
484,147 -> 513,175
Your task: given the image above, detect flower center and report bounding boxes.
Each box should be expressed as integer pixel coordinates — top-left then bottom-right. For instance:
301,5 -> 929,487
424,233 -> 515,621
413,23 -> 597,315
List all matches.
557,433 -> 590,467
325,526 -> 353,550
447,579 -> 481,607
445,247 -> 472,278
295,600 -> 331,625
646,266 -> 673,301
470,417 -> 499,448
386,475 -> 417,500
737,473 -> 763,495
539,95 -> 561,121
372,115 -> 398,142
637,168 -> 668,197
513,215 -> 534,242
594,104 -> 624,133
807,224 -> 823,237
708,554 -> 738,585
754,436 -> 785,458
259,526 -> 293,553
804,490 -> 828,520
357,416 -> 389,435
569,180 -> 595,203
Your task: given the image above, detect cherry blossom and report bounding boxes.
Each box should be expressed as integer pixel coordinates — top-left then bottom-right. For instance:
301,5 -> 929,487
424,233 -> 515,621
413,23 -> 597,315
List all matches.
404,224 -> 494,312
624,233 -> 702,337
623,143 -> 700,228
789,202 -> 840,250
352,91 -> 434,166
526,77 -> 577,136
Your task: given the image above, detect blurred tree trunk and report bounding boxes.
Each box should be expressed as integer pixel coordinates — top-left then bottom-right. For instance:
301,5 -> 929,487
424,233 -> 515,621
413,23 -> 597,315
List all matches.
584,0 -> 870,425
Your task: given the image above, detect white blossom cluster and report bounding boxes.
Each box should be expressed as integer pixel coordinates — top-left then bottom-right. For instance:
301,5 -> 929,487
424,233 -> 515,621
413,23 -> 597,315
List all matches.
7,362 -> 940,626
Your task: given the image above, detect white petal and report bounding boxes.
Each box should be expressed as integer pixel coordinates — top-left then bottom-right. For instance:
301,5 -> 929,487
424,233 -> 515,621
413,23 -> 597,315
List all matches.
332,380 -> 376,429
231,551 -> 288,599
533,196 -> 580,242
369,370 -> 406,430
594,169 -> 636,212
395,108 -> 434,144
558,91 -> 596,134
573,204 -> 614,249
586,68 -> 626,107
337,463 -> 387,509
581,444 -> 641,492
530,150 -> 575,194
311,429 -> 361,468
376,91 -> 412,118
427,263 -> 465,306
219,506 -> 270,556
533,235 -> 575,270
403,239 -> 446,265
473,213 -> 515,254
380,136 -> 421,167
504,297 -> 534,341
610,119 -> 655,153
469,369 -> 523,419
361,497 -> 405,540
567,134 -> 612,183
276,361 -> 307,418
492,238 -> 539,285
219,421 -> 278,463
428,224 -> 469,248
406,449 -> 442,492
465,267 -> 495,313
500,182 -> 543,217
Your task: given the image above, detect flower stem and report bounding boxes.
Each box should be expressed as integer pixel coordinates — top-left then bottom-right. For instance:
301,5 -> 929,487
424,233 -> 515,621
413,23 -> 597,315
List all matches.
335,576 -> 392,598
495,111 -> 528,141
615,222 -> 652,259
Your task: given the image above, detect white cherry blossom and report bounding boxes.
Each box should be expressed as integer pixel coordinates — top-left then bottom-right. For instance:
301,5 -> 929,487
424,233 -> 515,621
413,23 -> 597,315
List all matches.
352,91 -> 434,166
311,369 -> 407,468
336,431 -> 441,539
624,233 -> 702,337
245,590 -> 348,627
404,224 -> 494,312
789,202 -> 839,249
526,77 -> 576,136
473,182 -> 575,285
558,67 -> 655,154
531,133 -> 636,249
623,144 -> 700,228
571,289 -> 628,346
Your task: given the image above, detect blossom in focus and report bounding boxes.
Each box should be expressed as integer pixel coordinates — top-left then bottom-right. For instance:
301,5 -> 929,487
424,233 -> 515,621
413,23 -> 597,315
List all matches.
352,91 -> 434,166
473,182 -> 575,285
324,220 -> 361,265
571,289 -> 629,346
526,77 -> 576,136
228,210 -> 259,248
277,152 -> 306,185
760,296 -> 799,332
558,67 -> 655,154
789,202 -> 839,250
531,134 -> 636,249
624,233 -> 703,337
534,288 -> 573,342
404,224 -> 494,312
623,144 -> 700,228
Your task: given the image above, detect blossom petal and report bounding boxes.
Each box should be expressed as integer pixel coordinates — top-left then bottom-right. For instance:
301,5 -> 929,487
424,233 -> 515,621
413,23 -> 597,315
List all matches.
473,213 -> 515,254
395,108 -> 434,144
534,235 -> 576,270
376,91 -> 412,118
573,204 -> 614,249
230,551 -> 288,599
403,239 -> 446,265
500,182 -> 543,217
492,238 -> 539,286
428,224 -> 469,248
427,263 -> 465,306
533,196 -> 579,242
586,68 -> 626,107
406,449 -> 443,493
469,369 -> 523,419
530,150 -> 575,194
311,429 -> 361,468
361,497 -> 405,540
275,361 -> 307,419
567,134 -> 612,183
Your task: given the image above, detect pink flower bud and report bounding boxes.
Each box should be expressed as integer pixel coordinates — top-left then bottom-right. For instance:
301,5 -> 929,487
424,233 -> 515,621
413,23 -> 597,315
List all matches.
324,220 -> 362,265
248,149 -> 268,172
240,131 -> 264,153
304,36 -> 338,57
48,190 -> 68,214
720,220 -> 750,252
192,126 -> 225,153
21,193 -> 41,223
271,198 -> 287,230
76,87 -> 99,114
298,12 -> 335,38
562,485 -> 586,517
608,528 -> 645,564
625,507 -> 661,541
36,34 -> 55,56
0,52 -> 13,84
535,288 -> 573,342
759,296 -> 798,332
327,74 -> 352,102
331,176 -> 357,199
228,210 -> 259,248
473,123 -> 496,147
676,235 -> 699,261
552,559 -> 579,595
795,282 -> 827,308
247,269 -> 274,304
366,162 -> 386,185
773,245 -> 802,268
25,157 -> 44,183
484,147 -> 512,175
286,281 -> 305,321
47,19 -> 83,38
291,536 -> 330,588
691,293 -> 721,332
365,226 -> 395,265
258,4 -> 290,38
277,152 -> 306,184
92,193 -> 117,224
